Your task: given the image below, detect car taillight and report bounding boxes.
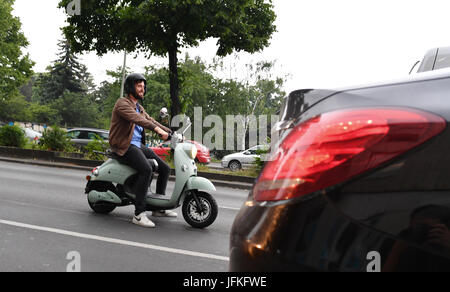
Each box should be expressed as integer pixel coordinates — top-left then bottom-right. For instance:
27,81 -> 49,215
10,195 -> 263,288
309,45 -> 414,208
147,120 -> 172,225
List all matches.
254,108 -> 446,202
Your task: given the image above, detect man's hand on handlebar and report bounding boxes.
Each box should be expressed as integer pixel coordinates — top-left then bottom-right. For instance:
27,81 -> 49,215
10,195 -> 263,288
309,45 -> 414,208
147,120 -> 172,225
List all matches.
154,127 -> 169,141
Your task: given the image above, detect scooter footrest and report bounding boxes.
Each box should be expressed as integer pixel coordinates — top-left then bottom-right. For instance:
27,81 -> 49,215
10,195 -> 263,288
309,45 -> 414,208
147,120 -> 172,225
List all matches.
146,192 -> 171,201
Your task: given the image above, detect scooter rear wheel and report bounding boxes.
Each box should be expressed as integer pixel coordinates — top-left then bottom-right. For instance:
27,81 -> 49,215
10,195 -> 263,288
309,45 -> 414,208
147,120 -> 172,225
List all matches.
86,181 -> 117,214
182,191 -> 218,229
88,200 -> 116,214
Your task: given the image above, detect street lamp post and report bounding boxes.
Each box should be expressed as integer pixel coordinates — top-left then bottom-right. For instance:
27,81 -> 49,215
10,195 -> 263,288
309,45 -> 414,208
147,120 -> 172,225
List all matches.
119,52 -> 127,98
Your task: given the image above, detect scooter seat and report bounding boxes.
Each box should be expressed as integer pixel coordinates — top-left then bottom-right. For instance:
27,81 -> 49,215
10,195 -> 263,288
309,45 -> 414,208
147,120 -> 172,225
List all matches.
110,152 -> 134,168
110,152 -> 158,172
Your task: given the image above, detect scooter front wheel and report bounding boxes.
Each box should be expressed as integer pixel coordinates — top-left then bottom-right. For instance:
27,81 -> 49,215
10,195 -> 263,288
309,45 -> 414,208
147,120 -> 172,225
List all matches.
182,191 -> 218,229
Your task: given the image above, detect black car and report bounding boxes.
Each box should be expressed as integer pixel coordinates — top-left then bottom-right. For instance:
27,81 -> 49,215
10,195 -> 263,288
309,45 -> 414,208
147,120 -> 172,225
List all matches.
66,128 -> 109,147
230,68 -> 450,272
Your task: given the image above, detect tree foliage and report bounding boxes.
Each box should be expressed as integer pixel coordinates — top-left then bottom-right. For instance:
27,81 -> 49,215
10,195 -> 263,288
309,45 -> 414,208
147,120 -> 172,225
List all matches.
0,0 -> 34,121
39,125 -> 74,152
58,0 -> 277,119
27,38 -> 101,127
50,92 -> 95,127
0,125 -> 27,147
34,39 -> 93,104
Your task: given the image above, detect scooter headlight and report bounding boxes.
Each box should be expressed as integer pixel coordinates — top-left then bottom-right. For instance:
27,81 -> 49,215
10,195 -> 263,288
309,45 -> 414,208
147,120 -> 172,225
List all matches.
92,167 -> 99,176
182,144 -> 197,159
190,145 -> 197,159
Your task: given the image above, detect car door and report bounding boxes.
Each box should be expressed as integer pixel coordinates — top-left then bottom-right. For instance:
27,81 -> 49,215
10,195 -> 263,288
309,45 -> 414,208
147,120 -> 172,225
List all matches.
97,131 -> 109,142
68,130 -> 82,147
73,130 -> 89,146
241,150 -> 258,167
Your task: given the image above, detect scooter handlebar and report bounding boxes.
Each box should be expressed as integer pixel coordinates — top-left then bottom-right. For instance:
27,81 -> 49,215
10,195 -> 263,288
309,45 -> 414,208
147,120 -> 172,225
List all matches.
168,132 -> 184,147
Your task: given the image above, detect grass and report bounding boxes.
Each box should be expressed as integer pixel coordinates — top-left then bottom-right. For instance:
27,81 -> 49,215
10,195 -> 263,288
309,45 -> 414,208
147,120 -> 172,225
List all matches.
165,159 -> 260,178
197,164 -> 260,178
18,143 -> 261,178
210,157 -> 222,163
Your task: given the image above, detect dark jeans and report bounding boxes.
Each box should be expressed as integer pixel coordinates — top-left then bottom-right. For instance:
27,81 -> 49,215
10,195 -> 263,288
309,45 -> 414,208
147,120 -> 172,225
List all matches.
122,145 -> 171,216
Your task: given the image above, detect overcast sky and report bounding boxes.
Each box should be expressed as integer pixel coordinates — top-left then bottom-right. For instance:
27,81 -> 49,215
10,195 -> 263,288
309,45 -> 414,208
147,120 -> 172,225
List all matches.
11,0 -> 450,94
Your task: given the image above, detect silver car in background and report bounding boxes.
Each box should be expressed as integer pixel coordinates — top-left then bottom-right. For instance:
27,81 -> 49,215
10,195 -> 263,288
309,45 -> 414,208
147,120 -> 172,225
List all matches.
221,145 -> 269,171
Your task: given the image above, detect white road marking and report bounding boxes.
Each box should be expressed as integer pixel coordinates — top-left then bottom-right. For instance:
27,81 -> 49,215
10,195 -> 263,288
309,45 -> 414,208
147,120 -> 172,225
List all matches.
220,205 -> 241,211
0,197 -> 240,214
0,219 -> 229,262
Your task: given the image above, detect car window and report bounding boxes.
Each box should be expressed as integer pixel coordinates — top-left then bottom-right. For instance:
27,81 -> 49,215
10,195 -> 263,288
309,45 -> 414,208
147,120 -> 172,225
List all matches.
418,48 -> 438,72
77,131 -> 89,139
260,145 -> 269,151
99,132 -> 109,140
88,132 -> 98,140
67,131 -> 81,139
434,47 -> 450,70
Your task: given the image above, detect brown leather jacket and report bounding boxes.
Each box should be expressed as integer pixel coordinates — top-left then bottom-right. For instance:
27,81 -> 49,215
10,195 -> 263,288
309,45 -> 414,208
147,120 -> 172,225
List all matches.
109,97 -> 171,156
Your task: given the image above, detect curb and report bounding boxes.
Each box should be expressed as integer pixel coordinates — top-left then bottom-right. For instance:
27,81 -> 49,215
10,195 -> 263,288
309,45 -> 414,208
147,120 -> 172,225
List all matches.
0,156 -> 254,191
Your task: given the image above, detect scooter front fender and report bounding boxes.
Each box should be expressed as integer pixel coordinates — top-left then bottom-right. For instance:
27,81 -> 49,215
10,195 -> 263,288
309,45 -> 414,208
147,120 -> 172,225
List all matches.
185,177 -> 216,192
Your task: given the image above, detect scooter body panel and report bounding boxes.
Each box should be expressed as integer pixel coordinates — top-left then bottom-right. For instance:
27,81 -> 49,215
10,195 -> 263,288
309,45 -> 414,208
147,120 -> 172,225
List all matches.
185,176 -> 216,192
88,190 -> 122,204
172,142 -> 198,198
145,142 -> 198,209
91,159 -> 137,185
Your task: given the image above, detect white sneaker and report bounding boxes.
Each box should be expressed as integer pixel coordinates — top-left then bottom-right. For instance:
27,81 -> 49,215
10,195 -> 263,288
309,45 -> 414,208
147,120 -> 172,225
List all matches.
152,210 -> 178,218
132,212 -> 156,228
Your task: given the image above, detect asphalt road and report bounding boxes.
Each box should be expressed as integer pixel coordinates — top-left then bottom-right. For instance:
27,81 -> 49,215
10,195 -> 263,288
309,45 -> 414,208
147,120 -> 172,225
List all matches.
0,160 -> 249,272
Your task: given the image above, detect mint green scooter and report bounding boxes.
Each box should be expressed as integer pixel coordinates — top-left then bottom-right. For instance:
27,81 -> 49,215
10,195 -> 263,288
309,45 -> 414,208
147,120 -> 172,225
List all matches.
84,119 -> 218,229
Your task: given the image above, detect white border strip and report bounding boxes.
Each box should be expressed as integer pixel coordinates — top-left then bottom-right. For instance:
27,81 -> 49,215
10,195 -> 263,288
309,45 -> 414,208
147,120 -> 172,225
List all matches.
0,219 -> 229,262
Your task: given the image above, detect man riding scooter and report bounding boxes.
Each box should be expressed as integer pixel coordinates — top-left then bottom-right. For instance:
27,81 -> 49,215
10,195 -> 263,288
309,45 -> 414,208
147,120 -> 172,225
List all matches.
109,73 -> 175,228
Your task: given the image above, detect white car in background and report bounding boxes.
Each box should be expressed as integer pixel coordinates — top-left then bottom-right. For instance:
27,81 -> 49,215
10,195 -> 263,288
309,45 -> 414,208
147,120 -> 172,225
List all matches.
221,145 -> 269,171
22,127 -> 42,142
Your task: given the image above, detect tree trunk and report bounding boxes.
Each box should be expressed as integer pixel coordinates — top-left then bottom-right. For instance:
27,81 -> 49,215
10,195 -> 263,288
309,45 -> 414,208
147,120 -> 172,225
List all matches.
168,45 -> 181,128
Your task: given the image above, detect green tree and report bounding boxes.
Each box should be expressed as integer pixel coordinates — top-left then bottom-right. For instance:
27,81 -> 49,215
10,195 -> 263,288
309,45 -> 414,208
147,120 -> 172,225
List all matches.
143,54 -> 218,118
34,39 -> 93,104
178,55 -> 219,117
53,91 -> 100,128
206,59 -> 285,150
29,38 -> 101,128
0,0 -> 34,120
91,67 -> 129,128
59,0 -> 277,119
141,56 -> 285,150
28,103 -> 60,125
